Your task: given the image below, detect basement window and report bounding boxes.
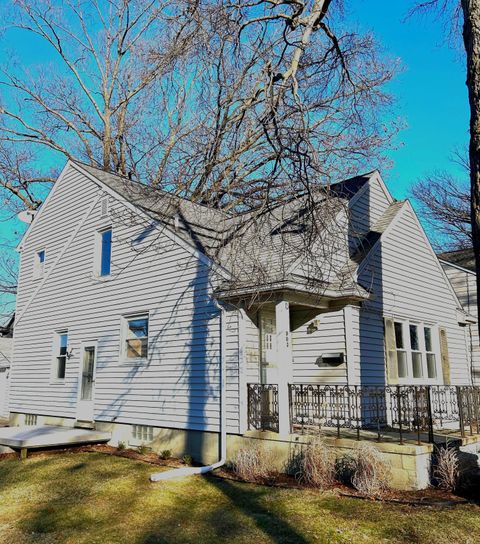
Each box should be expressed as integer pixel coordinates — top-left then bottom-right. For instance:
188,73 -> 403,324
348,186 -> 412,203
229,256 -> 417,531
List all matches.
25,414 -> 38,426
131,425 -> 154,445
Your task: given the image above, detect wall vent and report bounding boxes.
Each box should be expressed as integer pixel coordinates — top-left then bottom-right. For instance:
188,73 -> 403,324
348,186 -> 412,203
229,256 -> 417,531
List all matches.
100,197 -> 109,218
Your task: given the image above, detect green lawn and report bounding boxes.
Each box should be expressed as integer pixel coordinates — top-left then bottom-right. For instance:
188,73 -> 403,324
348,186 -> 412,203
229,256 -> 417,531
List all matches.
0,452 -> 478,544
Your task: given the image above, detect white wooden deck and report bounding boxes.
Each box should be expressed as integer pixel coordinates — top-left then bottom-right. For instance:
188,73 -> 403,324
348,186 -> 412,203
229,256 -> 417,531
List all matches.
0,425 -> 110,456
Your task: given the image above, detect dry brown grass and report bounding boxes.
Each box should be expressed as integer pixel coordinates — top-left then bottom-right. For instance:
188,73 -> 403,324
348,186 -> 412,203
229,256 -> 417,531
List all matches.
296,437 -> 336,489
434,445 -> 460,492
231,443 -> 275,482
351,443 -> 391,497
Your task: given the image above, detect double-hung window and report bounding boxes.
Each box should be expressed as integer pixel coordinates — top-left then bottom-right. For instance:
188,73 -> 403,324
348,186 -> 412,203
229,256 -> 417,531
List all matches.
53,331 -> 68,381
121,314 -> 149,362
391,320 -> 439,382
95,227 -> 112,277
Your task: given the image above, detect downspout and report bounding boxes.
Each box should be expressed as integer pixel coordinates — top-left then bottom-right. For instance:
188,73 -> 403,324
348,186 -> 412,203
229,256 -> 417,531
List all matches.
150,301 -> 227,481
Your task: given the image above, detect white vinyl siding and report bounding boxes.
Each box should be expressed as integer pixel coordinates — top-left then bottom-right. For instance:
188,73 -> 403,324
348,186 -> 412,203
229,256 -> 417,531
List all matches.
11,165 -> 239,433
348,176 -> 391,238
291,309 -> 347,384
354,205 -> 470,385
441,262 -> 480,385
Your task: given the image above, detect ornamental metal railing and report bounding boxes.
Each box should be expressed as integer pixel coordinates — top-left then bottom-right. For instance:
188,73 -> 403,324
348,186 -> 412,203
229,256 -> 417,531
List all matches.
247,383 -> 279,432
288,384 -> 480,444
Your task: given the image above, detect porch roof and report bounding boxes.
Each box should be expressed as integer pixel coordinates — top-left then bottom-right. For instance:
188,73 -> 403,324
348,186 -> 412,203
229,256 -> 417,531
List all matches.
214,275 -> 370,309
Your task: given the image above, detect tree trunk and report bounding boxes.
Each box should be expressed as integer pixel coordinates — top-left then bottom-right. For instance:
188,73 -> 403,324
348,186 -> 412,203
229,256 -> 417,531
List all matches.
461,0 -> 480,340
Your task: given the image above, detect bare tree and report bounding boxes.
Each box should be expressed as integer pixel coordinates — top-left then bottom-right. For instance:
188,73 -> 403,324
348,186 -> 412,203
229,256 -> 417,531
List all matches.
412,150 -> 471,249
0,0 -> 400,308
410,1 -> 480,335
0,0 -> 396,212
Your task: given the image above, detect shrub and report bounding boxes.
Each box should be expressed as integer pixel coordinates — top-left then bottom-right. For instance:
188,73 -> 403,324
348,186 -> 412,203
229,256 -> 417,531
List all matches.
117,441 -> 126,451
159,449 -> 171,460
231,444 -> 274,482
434,444 -> 460,492
296,437 -> 336,489
137,444 -> 150,456
351,443 -> 391,497
182,454 -> 193,466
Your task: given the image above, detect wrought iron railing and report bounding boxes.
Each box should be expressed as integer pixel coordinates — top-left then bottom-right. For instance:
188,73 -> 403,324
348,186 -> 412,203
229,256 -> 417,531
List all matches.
287,384 -> 480,444
247,383 -> 279,432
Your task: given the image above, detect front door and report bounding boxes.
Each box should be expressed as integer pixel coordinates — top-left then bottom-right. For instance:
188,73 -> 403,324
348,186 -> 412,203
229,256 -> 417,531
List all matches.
77,342 -> 97,422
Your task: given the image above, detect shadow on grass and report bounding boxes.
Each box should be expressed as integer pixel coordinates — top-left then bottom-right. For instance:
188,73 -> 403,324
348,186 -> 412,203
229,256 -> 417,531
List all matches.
140,476 -> 309,544
209,477 -> 309,544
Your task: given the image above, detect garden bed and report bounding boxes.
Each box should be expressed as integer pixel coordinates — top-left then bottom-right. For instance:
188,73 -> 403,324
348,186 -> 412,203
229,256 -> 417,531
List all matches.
2,443 -> 473,507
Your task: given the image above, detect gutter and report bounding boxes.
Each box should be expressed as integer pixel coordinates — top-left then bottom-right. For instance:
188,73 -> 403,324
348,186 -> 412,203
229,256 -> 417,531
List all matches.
150,301 -> 227,481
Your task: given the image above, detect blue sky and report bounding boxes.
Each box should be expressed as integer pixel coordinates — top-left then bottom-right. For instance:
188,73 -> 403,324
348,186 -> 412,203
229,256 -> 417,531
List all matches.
0,1 -> 470,317
346,1 -> 468,199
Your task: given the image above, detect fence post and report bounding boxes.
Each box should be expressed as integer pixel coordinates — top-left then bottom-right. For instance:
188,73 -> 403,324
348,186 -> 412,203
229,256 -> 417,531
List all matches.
457,386 -> 465,438
288,384 -> 293,434
426,386 -> 434,444
414,387 -> 421,445
335,385 -> 340,439
375,387 -> 381,442
355,385 -> 360,441
247,384 -> 252,430
396,386 -> 403,445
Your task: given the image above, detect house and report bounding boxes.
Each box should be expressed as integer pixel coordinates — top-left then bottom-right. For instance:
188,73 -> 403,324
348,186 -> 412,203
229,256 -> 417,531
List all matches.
0,314 -> 14,419
8,160 -> 477,483
438,248 -> 479,384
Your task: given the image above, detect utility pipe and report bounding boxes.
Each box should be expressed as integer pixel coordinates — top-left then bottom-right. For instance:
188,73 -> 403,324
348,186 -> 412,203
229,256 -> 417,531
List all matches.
150,301 -> 227,481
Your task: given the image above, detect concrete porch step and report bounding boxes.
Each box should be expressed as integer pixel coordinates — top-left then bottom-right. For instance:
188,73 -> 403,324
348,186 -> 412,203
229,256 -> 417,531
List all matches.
74,420 -> 95,430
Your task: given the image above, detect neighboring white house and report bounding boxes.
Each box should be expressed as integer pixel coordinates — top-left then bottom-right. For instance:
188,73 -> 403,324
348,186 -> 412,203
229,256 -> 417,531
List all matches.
8,160 -> 474,462
0,315 -> 14,419
438,249 -> 479,384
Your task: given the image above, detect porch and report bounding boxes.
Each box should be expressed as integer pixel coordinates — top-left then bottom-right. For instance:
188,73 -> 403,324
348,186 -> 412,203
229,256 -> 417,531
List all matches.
247,383 -> 480,445
0,425 -> 111,458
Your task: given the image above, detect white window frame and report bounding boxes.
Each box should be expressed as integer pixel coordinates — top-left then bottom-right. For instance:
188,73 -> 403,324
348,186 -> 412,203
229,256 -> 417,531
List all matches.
51,329 -> 69,384
392,318 -> 442,385
33,248 -> 46,279
120,312 -> 150,364
93,226 -> 113,279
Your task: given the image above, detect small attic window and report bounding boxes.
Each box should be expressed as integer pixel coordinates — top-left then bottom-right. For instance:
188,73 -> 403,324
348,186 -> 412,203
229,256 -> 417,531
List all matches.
33,249 -> 45,279
100,197 -> 109,218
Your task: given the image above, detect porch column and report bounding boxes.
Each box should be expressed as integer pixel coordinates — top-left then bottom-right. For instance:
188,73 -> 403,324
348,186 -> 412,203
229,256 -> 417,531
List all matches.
276,300 -> 292,436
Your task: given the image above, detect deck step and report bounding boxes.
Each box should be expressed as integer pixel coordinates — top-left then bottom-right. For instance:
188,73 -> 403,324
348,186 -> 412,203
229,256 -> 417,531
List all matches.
74,420 -> 95,430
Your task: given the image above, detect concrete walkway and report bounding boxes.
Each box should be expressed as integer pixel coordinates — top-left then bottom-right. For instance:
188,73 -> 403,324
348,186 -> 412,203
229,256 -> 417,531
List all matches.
0,425 -> 110,458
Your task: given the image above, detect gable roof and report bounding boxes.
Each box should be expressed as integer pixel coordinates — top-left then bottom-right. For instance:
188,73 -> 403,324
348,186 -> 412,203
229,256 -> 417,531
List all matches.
24,160 -> 384,303
346,200 -> 406,273
438,248 -> 475,273
328,171 -> 375,200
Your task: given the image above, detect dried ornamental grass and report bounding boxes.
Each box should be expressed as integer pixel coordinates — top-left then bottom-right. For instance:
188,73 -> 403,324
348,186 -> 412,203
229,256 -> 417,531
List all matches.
232,443 -> 274,482
297,437 -> 336,489
351,443 -> 391,497
434,445 -> 460,492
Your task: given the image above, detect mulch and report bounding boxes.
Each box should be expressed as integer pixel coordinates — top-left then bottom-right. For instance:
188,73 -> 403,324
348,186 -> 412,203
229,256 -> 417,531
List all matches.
0,443 -> 475,507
